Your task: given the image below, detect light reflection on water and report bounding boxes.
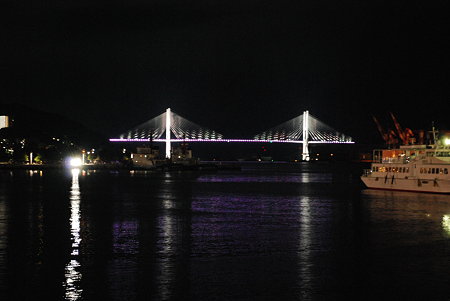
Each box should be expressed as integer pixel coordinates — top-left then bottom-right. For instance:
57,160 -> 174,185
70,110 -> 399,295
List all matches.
3,164 -> 450,300
0,194 -> 6,294
196,173 -> 331,183
63,168 -> 83,300
442,215 -> 450,235
298,197 -> 312,299
362,189 -> 450,239
156,210 -> 176,300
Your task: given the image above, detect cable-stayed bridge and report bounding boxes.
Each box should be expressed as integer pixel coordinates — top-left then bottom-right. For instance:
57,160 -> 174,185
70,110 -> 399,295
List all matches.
110,108 -> 354,161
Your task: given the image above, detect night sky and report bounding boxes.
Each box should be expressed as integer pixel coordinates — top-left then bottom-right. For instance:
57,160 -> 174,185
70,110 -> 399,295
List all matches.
1,1 -> 449,143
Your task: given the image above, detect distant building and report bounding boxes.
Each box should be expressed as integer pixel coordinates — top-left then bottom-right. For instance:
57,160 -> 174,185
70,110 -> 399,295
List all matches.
0,116 -> 9,129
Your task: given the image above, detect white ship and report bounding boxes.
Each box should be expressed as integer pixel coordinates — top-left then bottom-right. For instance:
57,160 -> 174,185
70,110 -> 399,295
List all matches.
361,141 -> 450,194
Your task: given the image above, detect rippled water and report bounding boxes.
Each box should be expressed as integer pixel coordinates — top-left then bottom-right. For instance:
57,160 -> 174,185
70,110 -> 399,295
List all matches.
1,163 -> 450,300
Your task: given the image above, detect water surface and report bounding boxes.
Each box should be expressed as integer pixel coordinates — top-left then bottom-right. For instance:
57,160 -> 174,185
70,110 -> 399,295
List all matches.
1,163 -> 450,300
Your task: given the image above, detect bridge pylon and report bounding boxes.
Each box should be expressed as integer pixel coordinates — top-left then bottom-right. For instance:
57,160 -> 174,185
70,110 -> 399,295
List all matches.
302,110 -> 310,161
165,108 -> 171,158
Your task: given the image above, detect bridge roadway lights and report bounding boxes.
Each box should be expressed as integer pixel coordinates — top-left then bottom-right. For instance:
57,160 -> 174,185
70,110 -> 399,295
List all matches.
109,138 -> 354,144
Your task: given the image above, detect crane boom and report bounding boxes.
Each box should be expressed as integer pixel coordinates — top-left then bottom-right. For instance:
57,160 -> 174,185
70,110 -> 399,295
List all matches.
389,112 -> 408,144
372,115 -> 389,142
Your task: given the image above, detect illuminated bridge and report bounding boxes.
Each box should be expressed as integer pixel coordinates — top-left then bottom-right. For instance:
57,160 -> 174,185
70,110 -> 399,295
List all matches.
110,108 -> 354,161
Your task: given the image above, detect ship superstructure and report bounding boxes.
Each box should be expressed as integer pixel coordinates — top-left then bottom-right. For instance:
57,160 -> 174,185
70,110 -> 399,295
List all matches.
361,144 -> 450,193
361,115 -> 450,193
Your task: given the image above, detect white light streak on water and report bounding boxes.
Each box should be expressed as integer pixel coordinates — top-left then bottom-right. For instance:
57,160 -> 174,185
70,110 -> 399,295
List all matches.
298,196 -> 313,299
63,168 -> 83,300
157,206 -> 176,300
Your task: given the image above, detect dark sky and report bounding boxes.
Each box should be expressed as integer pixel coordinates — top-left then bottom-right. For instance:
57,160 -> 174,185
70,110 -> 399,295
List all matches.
1,0 -> 449,143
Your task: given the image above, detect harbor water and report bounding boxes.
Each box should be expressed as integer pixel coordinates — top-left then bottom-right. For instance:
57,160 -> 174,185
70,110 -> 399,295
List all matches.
1,162 -> 450,300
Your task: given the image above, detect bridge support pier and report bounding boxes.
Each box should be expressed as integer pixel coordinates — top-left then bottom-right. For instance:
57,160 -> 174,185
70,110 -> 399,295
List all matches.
302,110 -> 310,161
165,108 -> 171,158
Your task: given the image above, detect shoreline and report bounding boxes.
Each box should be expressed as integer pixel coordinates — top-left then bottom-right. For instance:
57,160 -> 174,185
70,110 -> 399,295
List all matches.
0,162 -> 242,171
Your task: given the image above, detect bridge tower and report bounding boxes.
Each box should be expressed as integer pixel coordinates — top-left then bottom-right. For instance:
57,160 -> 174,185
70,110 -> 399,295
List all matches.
302,110 -> 310,161
165,108 -> 171,158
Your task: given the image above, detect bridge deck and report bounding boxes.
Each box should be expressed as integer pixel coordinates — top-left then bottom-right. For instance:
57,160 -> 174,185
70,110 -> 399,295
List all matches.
110,138 -> 354,144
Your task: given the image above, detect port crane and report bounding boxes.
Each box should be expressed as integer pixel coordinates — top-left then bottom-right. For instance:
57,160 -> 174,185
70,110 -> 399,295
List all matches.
373,113 -> 415,146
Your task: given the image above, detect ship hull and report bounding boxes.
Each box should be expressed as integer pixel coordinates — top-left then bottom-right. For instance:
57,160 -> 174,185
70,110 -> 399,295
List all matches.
361,176 -> 450,194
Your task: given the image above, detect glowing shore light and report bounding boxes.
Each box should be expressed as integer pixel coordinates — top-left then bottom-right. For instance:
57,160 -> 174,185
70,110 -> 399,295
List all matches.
69,157 -> 82,167
444,138 -> 450,146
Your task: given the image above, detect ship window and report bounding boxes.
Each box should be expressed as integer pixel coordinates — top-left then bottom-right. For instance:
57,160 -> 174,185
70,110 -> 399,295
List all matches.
420,168 -> 423,173
445,168 -> 448,174
406,167 -> 409,173
439,168 -> 444,174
